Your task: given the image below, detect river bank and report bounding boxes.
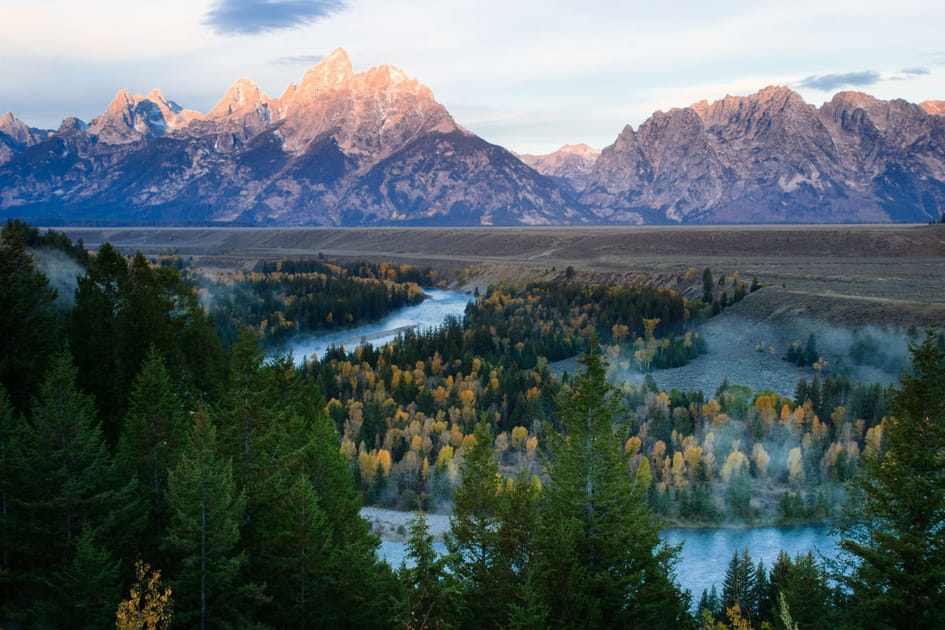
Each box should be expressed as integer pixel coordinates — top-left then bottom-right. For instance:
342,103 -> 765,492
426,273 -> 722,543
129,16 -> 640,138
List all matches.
360,506 -> 840,599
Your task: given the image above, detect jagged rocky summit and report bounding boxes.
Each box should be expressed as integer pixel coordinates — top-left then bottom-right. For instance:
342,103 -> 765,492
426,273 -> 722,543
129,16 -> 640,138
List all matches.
1,50 -> 944,225
579,87 -> 945,223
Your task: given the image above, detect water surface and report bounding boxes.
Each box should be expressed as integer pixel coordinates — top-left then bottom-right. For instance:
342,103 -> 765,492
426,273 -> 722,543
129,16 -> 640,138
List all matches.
285,289 -> 473,364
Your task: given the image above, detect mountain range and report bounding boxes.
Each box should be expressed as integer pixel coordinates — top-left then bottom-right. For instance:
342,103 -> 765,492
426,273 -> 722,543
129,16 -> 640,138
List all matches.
2,48 -> 944,226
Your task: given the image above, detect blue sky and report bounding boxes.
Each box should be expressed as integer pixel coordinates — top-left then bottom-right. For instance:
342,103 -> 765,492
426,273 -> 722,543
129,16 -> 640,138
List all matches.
2,0 -> 943,154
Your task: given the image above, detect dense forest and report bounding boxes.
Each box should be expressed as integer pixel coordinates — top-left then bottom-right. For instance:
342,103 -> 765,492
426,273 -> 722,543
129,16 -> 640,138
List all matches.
1,219 -> 943,629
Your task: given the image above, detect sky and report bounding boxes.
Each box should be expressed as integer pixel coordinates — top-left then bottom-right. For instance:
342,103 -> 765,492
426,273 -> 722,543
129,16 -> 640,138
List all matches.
2,0 -> 944,154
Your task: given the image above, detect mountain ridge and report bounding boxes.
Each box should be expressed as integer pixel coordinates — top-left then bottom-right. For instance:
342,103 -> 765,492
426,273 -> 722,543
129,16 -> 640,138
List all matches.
2,50 -> 944,225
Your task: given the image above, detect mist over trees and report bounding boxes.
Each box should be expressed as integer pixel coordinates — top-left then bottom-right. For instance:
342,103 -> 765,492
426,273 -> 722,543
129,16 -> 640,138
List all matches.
1,220 -> 943,629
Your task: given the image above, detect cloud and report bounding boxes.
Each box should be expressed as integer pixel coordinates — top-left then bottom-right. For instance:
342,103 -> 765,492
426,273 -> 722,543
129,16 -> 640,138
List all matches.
271,54 -> 325,66
205,0 -> 346,35
795,71 -> 881,91
901,67 -> 930,76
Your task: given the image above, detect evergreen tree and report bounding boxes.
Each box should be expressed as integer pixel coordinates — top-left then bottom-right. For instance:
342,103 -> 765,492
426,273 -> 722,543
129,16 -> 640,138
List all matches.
70,242 -> 129,431
13,353 -> 136,625
253,472 -> 332,629
539,341 -> 689,628
722,549 -> 757,624
46,530 -> 122,630
399,512 -> 455,630
0,222 -> 59,412
445,422 -> 506,628
117,349 -> 186,557
697,584 -> 723,621
20,353 -> 116,559
257,363 -> 399,628
768,552 -> 835,630
162,409 -> 264,629
0,385 -> 25,617
837,330 -> 945,630
702,268 -> 714,304
497,472 -> 545,629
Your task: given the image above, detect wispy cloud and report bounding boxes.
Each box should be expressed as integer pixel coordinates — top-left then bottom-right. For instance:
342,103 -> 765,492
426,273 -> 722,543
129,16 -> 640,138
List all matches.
796,71 -> 881,91
205,0 -> 347,35
271,54 -> 325,66
901,67 -> 930,76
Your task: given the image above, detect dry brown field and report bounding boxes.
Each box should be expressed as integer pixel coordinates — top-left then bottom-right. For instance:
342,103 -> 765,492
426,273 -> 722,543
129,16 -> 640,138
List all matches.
61,224 -> 945,327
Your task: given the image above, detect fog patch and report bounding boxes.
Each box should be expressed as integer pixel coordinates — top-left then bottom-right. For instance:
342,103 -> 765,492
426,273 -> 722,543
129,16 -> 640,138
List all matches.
634,315 -> 911,399
32,248 -> 84,309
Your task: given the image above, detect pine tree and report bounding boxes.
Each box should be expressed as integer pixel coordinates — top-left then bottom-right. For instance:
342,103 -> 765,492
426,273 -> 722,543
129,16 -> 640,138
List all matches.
117,349 -> 186,557
0,222 -> 59,412
0,385 -> 26,617
722,549 -> 757,624
399,512 -> 455,630
251,363 -> 399,629
702,268 -> 714,304
20,354 -> 119,561
837,330 -> 945,630
253,472 -> 331,630
497,472 -> 545,629
47,530 -> 122,629
70,242 -> 129,430
162,409 -> 264,629
445,422 -> 506,628
540,341 -> 689,628
13,353 -> 136,625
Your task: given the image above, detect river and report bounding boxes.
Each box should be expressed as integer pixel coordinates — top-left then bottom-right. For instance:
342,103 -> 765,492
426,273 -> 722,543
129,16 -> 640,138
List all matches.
298,293 -> 841,597
367,506 -> 839,601
285,288 -> 474,364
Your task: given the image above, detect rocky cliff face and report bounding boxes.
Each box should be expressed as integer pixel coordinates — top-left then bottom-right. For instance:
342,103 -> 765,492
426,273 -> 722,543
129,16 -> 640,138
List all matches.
0,112 -> 48,165
2,59 -> 944,225
518,144 -> 601,197
580,86 -> 945,223
0,48 -> 573,226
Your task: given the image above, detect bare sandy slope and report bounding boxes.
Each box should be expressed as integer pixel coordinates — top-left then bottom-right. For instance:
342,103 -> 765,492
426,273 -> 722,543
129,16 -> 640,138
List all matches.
60,224 -> 945,327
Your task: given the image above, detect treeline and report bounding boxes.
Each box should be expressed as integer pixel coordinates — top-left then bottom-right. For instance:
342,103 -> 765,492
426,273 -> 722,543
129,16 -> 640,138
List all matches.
299,278 -> 710,510
0,223 -> 399,628
294,274 -> 889,523
400,332 -> 945,630
4,222 -> 943,629
697,549 -> 838,629
397,347 -> 692,629
206,259 -> 437,346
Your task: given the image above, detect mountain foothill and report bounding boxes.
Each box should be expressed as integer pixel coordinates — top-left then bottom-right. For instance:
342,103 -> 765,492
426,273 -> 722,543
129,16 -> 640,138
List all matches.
2,48 -> 944,226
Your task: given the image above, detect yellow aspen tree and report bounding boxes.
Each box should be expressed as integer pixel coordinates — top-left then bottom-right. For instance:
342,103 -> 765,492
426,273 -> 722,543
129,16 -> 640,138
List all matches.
863,423 -> 885,457
683,445 -> 704,483
115,560 -> 172,630
377,449 -> 393,476
721,450 -> 749,483
358,451 -> 377,483
461,433 -> 478,453
751,443 -> 770,477
339,437 -> 356,461
703,451 -> 718,481
525,435 -> 539,459
635,456 -> 653,491
650,440 -> 667,479
510,426 -> 529,450
820,442 -> 842,479
671,451 -> 688,488
787,447 -> 805,486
